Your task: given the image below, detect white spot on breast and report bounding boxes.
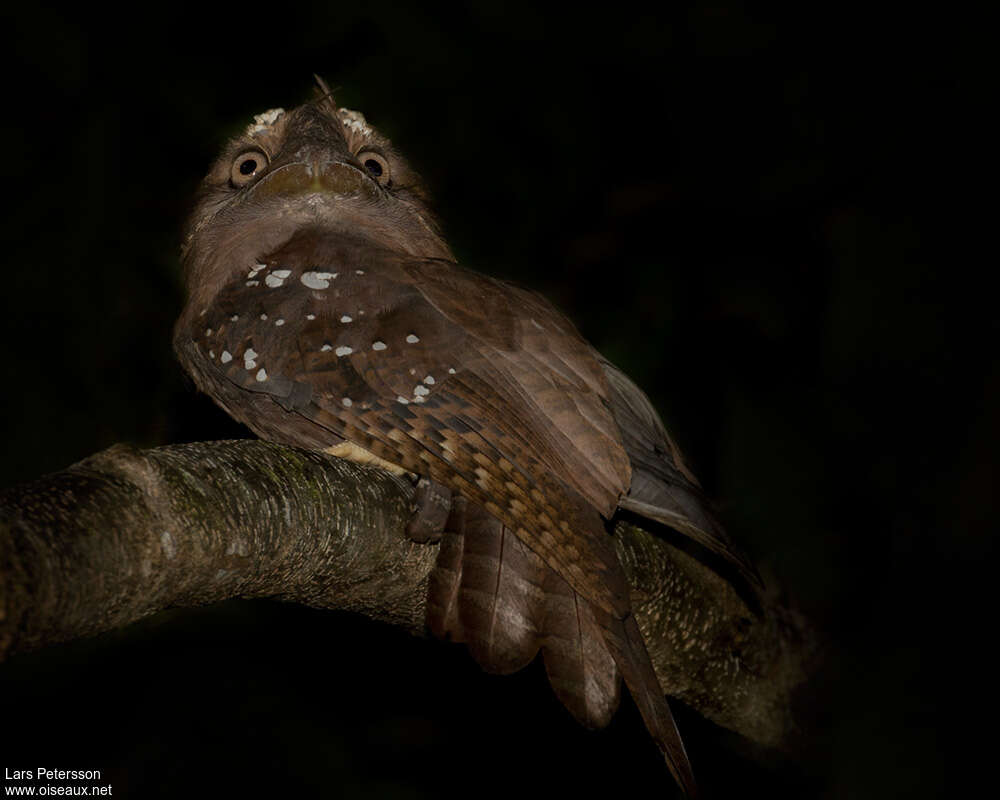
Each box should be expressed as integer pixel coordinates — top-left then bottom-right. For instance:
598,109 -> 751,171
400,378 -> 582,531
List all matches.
341,397 -> 353,407
396,396 -> 410,404
265,274 -> 285,288
413,395 -> 426,403
231,315 -> 239,321
406,334 -> 420,343
275,319 -> 285,326
306,314 -> 316,320
209,350 -> 215,359
244,348 -> 258,368
320,344 -> 332,352
221,351 -> 232,363
423,375 -> 435,384
355,269 -> 365,275
372,341 -> 387,350
256,368 -> 268,382
335,346 -> 353,357
340,315 -> 352,323
272,269 -> 291,279
414,385 -> 430,396
205,328 -> 212,336
260,313 -> 268,320
448,368 -> 457,374
246,280 -> 260,287
301,271 -> 337,289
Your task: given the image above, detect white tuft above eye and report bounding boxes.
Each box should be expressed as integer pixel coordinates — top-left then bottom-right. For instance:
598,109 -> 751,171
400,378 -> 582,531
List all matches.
358,150 -> 391,186
230,149 -> 269,187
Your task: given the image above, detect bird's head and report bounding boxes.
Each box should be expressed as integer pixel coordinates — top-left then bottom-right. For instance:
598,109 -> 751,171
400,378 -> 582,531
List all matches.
180,80 -> 452,311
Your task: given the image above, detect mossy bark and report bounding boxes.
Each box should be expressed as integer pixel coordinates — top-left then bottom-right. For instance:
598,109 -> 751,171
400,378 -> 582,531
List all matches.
0,439 -> 816,748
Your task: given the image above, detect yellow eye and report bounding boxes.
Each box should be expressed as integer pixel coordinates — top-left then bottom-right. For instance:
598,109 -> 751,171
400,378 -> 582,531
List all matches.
230,149 -> 269,187
359,150 -> 391,186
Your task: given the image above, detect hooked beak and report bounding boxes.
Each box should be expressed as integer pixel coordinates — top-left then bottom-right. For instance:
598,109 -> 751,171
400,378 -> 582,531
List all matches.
248,160 -> 379,201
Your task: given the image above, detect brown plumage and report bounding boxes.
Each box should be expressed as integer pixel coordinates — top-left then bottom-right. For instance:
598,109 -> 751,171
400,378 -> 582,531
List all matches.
175,83 -> 758,796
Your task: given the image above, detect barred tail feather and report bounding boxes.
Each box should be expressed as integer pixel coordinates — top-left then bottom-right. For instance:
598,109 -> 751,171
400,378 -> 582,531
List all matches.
540,570 -> 621,729
429,497 -> 548,672
425,497 -> 697,796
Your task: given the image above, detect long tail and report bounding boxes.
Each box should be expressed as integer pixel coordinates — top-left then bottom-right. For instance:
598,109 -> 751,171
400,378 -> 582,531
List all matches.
598,609 -> 699,797
427,497 -> 698,796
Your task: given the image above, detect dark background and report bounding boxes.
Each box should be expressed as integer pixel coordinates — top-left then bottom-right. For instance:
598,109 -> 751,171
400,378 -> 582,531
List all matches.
0,4 -> 985,798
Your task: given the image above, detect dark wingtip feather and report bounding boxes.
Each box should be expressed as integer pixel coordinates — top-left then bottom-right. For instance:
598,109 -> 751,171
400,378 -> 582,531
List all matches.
618,496 -> 764,592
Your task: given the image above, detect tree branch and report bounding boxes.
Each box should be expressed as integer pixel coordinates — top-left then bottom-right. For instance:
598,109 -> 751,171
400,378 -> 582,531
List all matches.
0,439 -> 816,748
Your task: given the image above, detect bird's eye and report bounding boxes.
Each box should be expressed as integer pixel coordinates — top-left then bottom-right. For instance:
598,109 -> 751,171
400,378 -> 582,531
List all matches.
359,151 -> 391,186
230,150 -> 269,187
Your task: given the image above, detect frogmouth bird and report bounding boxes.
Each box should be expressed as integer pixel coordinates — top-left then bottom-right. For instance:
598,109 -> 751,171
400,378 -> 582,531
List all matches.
174,80 -> 758,796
